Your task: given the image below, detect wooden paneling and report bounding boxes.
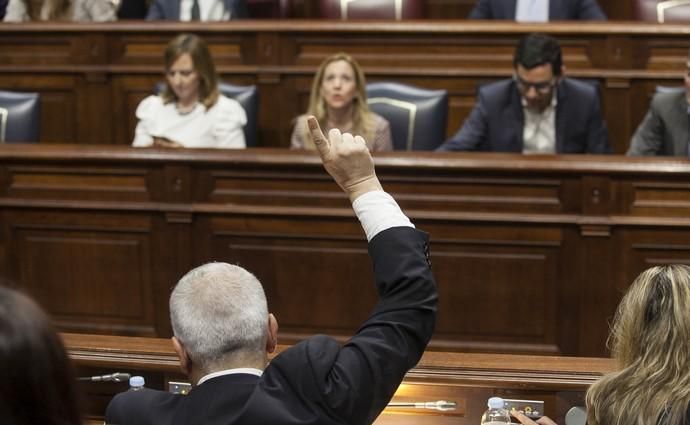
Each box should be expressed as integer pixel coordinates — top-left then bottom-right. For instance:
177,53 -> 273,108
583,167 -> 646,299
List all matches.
7,211 -> 156,335
3,145 -> 690,357
63,332 -> 616,425
3,22 -> 690,152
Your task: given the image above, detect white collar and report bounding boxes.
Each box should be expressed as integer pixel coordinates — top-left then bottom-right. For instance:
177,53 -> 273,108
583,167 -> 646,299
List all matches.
197,367 -> 263,386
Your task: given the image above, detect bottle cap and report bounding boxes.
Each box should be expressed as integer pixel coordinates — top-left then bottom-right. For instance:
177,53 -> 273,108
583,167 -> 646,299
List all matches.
129,376 -> 145,387
488,397 -> 504,409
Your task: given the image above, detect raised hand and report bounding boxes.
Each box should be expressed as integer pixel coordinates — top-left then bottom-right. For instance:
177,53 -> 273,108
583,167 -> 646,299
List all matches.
307,116 -> 383,202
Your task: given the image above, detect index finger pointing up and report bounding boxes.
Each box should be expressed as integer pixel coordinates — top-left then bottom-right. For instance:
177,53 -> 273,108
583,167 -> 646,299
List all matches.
307,116 -> 330,159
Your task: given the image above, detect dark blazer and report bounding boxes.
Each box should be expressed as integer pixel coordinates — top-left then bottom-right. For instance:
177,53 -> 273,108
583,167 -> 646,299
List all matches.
627,90 -> 688,156
468,0 -> 606,20
437,78 -> 610,154
0,0 -> 8,19
105,226 -> 438,425
146,0 -> 248,19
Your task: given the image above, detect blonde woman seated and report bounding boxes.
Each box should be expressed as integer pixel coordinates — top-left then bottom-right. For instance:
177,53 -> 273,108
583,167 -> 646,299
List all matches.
133,34 -> 246,149
3,0 -> 116,21
291,52 -> 392,152
513,264 -> 690,425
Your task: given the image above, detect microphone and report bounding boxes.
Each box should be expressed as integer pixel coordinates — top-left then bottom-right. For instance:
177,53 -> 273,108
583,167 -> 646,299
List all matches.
387,400 -> 457,411
77,372 -> 132,382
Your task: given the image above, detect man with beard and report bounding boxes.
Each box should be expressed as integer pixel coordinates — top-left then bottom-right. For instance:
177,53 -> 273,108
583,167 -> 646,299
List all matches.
437,33 -> 610,154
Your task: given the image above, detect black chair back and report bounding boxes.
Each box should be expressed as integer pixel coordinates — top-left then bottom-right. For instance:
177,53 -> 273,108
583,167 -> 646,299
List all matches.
154,82 -> 259,147
366,82 -> 448,150
0,90 -> 40,143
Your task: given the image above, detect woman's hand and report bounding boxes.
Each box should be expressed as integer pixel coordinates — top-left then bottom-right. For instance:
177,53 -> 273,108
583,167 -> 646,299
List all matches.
511,410 -> 559,425
152,137 -> 184,148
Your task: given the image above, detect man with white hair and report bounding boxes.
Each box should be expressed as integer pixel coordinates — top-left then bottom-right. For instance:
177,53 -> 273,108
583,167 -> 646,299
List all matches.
105,116 -> 438,425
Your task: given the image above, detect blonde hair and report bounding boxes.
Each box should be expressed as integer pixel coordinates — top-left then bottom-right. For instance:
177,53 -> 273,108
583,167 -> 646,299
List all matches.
26,0 -> 72,20
586,264 -> 690,425
161,34 -> 220,110
301,52 -> 375,148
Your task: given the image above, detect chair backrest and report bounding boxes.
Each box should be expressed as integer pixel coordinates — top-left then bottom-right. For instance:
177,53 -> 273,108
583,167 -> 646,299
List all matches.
655,85 -> 685,94
246,0 -> 290,18
318,0 -> 424,19
366,82 -> 448,151
218,82 -> 259,147
154,82 -> 259,147
634,0 -> 690,22
0,90 -> 40,144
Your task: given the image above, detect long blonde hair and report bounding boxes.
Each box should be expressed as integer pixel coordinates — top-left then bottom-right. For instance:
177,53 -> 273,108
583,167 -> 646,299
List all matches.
26,0 -> 72,20
302,52 -> 375,148
586,264 -> 690,425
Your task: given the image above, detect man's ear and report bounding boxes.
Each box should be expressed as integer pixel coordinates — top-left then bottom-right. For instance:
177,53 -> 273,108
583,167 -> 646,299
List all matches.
265,313 -> 279,354
172,336 -> 192,376
559,64 -> 567,79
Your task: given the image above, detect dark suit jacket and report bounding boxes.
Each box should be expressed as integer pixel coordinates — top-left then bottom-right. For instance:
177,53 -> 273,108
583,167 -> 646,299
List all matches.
146,0 -> 248,19
105,226 -> 438,425
468,0 -> 606,20
437,78 -> 610,154
0,0 -> 8,19
627,89 -> 688,156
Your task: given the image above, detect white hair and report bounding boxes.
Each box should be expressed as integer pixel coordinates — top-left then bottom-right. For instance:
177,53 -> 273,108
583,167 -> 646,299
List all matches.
169,262 -> 268,368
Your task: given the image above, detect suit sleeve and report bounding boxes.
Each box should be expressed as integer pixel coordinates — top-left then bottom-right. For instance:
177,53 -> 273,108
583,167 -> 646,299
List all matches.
467,0 -> 492,18
269,227 -> 437,425
437,91 -> 488,151
576,0 -> 606,20
585,89 -> 611,153
628,103 -> 665,156
231,0 -> 249,18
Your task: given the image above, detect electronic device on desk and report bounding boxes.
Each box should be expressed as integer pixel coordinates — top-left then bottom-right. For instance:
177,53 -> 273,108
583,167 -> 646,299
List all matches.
168,381 -> 192,395
503,398 -> 545,420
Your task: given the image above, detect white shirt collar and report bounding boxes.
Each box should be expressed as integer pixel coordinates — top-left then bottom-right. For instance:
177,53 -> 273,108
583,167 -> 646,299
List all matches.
197,367 -> 263,386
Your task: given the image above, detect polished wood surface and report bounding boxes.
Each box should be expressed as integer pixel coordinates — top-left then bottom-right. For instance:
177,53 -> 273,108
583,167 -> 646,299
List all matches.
3,145 -> 690,358
2,21 -> 690,153
64,332 -> 615,425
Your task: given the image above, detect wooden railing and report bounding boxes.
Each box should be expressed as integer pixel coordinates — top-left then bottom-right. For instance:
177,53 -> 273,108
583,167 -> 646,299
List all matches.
3,145 -> 690,357
64,332 -> 615,425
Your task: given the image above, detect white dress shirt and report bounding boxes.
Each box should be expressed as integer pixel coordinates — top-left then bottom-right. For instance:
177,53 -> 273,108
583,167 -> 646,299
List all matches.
352,190 -> 414,241
179,0 -> 230,21
515,0 -> 549,22
522,92 -> 557,154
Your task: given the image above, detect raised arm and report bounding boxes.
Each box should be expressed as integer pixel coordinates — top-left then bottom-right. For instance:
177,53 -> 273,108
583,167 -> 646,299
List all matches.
267,117 -> 438,425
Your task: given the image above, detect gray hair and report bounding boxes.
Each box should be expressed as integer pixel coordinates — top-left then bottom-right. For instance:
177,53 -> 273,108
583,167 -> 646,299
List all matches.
169,262 -> 268,368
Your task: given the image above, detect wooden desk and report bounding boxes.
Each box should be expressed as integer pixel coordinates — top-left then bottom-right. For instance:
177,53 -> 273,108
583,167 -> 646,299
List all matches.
3,145 -> 690,357
64,332 -> 615,425
2,21 -> 690,153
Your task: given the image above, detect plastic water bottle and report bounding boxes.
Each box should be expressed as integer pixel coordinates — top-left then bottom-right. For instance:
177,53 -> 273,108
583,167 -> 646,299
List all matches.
480,397 -> 511,424
128,376 -> 145,391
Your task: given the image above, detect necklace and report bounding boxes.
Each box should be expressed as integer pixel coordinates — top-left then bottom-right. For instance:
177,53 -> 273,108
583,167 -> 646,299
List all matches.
176,102 -> 198,116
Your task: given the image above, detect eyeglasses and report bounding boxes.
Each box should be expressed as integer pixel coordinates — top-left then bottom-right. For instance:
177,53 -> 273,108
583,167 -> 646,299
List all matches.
514,75 -> 556,94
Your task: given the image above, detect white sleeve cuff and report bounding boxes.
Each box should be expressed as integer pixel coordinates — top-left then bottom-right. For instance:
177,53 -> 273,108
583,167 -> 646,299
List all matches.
352,190 -> 414,241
